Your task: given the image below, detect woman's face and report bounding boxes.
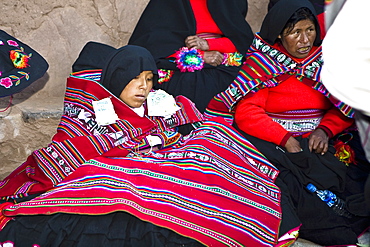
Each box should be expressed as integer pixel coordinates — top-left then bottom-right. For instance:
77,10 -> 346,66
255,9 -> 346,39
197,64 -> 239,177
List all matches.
119,70 -> 153,108
279,19 -> 316,59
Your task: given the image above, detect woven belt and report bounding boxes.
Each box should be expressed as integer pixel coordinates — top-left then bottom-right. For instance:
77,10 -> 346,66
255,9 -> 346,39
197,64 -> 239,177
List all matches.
267,109 -> 324,136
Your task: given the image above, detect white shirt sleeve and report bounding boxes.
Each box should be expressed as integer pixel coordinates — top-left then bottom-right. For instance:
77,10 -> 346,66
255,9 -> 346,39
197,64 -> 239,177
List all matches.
321,0 -> 370,116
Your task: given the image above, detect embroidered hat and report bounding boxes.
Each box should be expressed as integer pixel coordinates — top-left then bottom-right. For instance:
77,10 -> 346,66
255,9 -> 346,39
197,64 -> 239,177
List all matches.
0,30 -> 49,97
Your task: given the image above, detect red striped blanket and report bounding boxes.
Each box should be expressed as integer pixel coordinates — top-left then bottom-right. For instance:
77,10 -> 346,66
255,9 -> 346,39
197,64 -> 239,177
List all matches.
0,70 -> 203,199
1,118 -> 282,246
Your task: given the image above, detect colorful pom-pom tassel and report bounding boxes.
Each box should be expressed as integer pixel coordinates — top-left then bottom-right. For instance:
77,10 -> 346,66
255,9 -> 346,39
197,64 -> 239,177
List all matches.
175,47 -> 204,72
334,133 -> 357,166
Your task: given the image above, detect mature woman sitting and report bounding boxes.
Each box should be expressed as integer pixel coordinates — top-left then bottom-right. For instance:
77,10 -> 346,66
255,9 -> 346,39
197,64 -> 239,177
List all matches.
128,0 -> 254,115
205,0 -> 370,245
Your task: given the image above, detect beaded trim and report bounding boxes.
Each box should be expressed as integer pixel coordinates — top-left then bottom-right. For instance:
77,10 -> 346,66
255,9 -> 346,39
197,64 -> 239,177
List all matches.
222,52 -> 243,67
267,109 -> 324,136
174,46 -> 243,74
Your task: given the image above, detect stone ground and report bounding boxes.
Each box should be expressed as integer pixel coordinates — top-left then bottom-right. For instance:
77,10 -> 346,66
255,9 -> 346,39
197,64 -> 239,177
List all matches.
0,97 -> 63,180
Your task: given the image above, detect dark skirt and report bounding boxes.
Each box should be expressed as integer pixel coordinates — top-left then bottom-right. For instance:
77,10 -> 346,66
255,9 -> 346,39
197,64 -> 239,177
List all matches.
0,211 -> 204,247
155,65 -> 240,113
233,124 -> 370,246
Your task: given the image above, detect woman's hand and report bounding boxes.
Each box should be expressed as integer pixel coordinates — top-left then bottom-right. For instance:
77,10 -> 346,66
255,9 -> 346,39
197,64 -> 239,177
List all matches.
185,35 -> 223,66
203,51 -> 224,66
185,35 -> 209,51
308,128 -> 329,155
284,136 -> 302,153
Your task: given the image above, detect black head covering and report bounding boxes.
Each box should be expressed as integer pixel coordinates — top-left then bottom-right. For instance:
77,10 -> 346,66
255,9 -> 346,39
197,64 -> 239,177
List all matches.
260,0 -> 321,46
0,30 -> 49,97
268,0 -> 325,16
128,0 -> 253,69
100,45 -> 158,98
72,41 -> 117,72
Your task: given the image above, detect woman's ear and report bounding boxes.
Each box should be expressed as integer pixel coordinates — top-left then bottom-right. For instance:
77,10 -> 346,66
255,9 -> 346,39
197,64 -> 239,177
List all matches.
278,34 -> 281,39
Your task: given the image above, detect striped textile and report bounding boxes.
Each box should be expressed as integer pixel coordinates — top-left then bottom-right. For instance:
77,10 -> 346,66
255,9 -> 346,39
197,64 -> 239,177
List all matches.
2,118 -> 282,247
0,70 -> 204,200
204,34 -> 354,121
197,32 -> 222,39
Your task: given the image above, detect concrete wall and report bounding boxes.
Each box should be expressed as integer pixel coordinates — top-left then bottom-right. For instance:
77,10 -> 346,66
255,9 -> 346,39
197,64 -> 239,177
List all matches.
0,0 -> 269,179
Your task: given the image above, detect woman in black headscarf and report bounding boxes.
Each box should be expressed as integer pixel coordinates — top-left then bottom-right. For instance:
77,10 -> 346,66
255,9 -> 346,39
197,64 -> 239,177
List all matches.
128,0 -> 254,115
99,45 -> 157,103
0,43 -> 203,207
205,0 -> 370,245
268,0 -> 326,39
0,44 -> 207,247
